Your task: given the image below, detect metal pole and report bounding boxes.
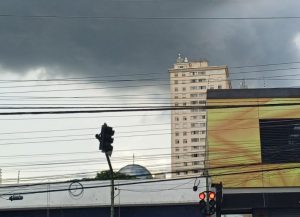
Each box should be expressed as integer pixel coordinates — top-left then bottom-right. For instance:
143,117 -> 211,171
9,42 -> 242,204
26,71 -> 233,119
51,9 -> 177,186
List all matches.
204,99 -> 210,216
105,153 -> 114,217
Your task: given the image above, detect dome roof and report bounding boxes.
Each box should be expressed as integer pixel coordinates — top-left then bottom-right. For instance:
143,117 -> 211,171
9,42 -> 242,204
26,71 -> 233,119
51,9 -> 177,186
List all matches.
118,164 -> 152,179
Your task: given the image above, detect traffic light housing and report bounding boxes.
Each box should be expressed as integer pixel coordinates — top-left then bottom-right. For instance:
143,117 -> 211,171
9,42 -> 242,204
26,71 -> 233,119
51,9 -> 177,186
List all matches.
208,191 -> 216,215
95,123 -> 115,156
198,192 -> 206,214
198,191 -> 217,216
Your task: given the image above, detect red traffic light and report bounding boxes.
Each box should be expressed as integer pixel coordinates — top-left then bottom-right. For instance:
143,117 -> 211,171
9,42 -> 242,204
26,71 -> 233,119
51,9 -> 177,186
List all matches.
199,192 -> 206,200
209,191 -> 216,200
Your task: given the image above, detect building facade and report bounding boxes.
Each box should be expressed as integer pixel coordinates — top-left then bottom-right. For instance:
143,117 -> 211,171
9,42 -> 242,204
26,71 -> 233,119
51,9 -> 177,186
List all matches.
207,88 -> 300,187
169,55 -> 230,177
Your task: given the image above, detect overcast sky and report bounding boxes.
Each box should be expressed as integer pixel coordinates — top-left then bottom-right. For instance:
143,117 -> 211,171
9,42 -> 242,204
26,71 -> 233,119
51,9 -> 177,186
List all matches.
1,0 -> 300,183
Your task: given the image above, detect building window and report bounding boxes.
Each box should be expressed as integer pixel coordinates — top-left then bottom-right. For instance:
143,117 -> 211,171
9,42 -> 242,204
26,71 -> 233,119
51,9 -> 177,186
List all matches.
193,170 -> 199,173
183,139 -> 187,144
183,116 -> 187,121
175,139 -> 180,144
191,138 -> 200,142
174,87 -> 178,92
192,146 -> 200,150
182,87 -> 186,91
174,95 -> 178,99
192,161 -> 200,165
192,154 -> 199,158
191,123 -> 200,128
191,130 -> 199,135
183,131 -> 187,136
174,80 -> 178,84
183,162 -> 188,166
175,132 -> 179,136
175,117 -> 179,121
191,115 -> 197,120
179,66 -> 184,69
175,148 -> 180,152
177,155 -> 180,159
218,85 -> 222,89
175,73 -> 178,77
183,102 -> 187,106
190,86 -> 197,90
182,73 -> 186,77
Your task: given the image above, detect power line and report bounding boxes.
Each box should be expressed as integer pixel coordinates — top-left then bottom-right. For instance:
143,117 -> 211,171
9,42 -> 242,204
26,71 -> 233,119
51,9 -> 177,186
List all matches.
0,147 -> 295,174
1,73 -> 300,93
1,102 -> 300,115
229,61 -> 300,69
1,62 -> 300,85
1,121 -> 298,144
1,164 -> 299,196
1,14 -> 300,20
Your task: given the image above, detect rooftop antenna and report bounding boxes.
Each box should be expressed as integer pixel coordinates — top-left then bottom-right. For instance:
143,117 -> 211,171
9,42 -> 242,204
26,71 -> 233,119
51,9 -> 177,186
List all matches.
263,76 -> 266,88
176,53 -> 183,63
239,79 -> 248,89
17,171 -> 20,184
133,154 -> 135,165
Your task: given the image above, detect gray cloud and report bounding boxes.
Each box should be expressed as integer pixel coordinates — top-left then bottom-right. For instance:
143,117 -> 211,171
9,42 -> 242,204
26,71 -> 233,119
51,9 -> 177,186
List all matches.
1,0 -> 300,89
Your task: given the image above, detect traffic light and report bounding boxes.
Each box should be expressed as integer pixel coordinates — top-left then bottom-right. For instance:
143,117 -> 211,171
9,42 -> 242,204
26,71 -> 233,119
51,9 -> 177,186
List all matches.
198,192 -> 206,213
198,191 -> 216,216
208,191 -> 216,215
95,123 -> 115,156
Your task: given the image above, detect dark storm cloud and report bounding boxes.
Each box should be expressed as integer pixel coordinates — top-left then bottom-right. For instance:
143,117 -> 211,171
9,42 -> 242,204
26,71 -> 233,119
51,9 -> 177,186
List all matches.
1,0 -> 300,88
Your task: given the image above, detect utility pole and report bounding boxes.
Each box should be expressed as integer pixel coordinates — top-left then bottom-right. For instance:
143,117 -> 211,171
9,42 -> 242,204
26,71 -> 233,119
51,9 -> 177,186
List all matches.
95,123 -> 115,217
106,153 -> 114,217
212,182 -> 223,217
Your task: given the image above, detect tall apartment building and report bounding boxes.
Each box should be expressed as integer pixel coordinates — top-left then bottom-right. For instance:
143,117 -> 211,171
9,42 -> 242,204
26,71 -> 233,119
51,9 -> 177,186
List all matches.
169,55 -> 231,177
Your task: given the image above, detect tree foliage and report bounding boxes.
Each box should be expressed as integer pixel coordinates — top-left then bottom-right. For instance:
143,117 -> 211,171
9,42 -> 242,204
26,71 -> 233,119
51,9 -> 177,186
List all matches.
95,170 -> 136,180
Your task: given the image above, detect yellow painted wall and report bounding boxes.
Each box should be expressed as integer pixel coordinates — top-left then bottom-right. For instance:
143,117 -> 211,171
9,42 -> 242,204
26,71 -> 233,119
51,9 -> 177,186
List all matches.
207,98 -> 300,187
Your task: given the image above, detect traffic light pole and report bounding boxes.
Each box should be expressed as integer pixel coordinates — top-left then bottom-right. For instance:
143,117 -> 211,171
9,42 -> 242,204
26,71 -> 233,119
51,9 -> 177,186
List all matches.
95,123 -> 115,217
105,153 -> 115,217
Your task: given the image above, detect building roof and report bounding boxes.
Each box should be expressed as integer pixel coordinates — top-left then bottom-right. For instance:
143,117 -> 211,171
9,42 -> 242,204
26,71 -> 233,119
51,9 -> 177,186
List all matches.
207,88 -> 300,99
118,164 -> 153,179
